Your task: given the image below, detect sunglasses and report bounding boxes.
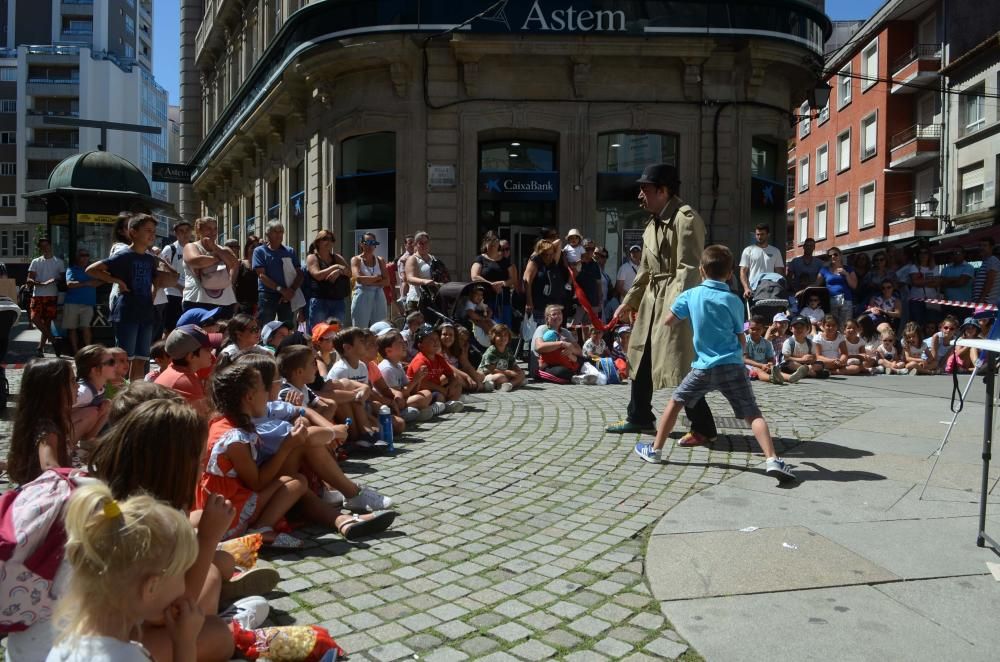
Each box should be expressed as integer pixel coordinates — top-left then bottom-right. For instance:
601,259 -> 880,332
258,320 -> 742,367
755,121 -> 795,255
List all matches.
363,239 -> 379,246
245,326 -> 259,332
317,236 -> 334,243
942,326 -> 956,331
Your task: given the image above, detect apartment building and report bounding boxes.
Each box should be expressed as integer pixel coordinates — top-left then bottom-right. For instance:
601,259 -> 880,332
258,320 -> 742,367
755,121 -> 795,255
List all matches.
181,0 -> 830,271
0,0 -> 167,267
787,0 -> 1000,262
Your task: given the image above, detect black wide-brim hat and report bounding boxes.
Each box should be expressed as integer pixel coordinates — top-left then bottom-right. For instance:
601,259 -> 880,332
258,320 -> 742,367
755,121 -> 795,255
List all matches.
636,163 -> 680,188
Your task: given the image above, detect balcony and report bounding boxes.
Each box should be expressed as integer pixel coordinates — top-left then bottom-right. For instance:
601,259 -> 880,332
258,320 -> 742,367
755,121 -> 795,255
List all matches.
889,124 -> 941,168
62,0 -> 93,15
26,81 -> 79,97
890,44 -> 941,94
27,143 -> 78,160
888,201 -> 938,224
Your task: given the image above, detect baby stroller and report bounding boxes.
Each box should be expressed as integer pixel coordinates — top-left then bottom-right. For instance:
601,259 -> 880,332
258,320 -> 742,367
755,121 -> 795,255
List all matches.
0,296 -> 22,403
748,273 -> 791,321
418,281 -> 491,352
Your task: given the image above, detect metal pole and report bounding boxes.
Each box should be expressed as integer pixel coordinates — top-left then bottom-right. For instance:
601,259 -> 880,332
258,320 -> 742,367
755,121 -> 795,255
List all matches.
978,353 -> 996,548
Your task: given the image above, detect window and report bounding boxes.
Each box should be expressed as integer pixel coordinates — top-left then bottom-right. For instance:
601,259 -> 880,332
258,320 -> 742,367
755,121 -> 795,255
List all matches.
124,44 -> 135,59
0,100 -> 14,113
859,182 -> 876,228
861,113 -> 877,160
963,84 -> 985,133
815,203 -> 828,240
798,101 -> 810,138
837,130 -> 851,172
861,39 -> 878,91
799,210 -> 809,244
12,229 -> 28,257
838,65 -> 852,108
799,156 -> 810,192
338,132 -> 396,249
816,145 -> 829,184
960,164 -> 985,214
124,15 -> 135,35
836,194 -> 850,234
818,96 -> 830,125
0,195 -> 14,207
0,68 -> 15,82
786,166 -> 796,200
0,132 -> 14,144
0,163 -> 14,176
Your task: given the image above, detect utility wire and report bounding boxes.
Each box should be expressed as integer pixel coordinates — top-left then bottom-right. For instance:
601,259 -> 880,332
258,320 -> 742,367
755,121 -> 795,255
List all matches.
825,69 -> 1000,99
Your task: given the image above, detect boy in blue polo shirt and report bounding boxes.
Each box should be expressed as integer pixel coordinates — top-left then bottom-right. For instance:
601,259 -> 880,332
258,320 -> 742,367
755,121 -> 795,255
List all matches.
634,244 -> 796,482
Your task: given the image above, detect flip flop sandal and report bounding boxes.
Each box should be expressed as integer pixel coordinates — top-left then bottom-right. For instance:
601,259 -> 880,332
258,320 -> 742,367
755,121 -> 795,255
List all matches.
220,567 -> 281,603
338,510 -> 397,541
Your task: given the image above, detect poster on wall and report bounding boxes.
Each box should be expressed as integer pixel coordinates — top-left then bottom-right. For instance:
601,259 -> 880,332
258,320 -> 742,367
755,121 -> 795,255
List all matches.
353,228 -> 390,262
621,228 -> 644,261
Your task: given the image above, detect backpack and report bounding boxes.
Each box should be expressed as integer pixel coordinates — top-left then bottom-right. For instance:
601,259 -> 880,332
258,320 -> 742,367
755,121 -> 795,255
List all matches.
0,468 -> 85,634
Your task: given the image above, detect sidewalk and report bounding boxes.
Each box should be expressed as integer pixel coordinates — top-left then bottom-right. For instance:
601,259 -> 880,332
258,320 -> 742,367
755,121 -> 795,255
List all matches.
647,375 -> 1000,661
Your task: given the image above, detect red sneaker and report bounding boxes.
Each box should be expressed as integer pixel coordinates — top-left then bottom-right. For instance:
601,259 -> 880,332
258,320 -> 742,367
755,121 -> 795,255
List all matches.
678,431 -> 710,447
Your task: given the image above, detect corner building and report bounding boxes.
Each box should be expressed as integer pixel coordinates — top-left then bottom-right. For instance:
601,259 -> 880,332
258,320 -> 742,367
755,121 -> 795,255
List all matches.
183,0 -> 830,270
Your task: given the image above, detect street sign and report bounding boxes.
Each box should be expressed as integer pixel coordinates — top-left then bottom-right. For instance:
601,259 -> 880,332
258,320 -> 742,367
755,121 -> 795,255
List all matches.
152,162 -> 195,183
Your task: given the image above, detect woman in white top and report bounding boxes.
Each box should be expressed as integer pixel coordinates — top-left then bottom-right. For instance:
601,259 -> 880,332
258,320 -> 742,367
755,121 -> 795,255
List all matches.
350,231 -> 390,328
405,231 -> 439,308
898,246 -> 940,326
182,217 -> 238,317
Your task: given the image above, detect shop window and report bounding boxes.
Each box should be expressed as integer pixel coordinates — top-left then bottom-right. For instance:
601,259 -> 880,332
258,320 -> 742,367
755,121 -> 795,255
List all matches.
337,132 -> 396,251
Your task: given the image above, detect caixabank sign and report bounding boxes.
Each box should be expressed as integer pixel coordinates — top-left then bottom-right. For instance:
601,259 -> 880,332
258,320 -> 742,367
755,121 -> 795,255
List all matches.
479,171 -> 560,201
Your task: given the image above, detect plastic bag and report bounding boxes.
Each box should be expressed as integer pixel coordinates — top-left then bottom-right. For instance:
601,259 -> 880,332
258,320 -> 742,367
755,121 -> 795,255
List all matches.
580,360 -> 607,385
521,315 -> 537,340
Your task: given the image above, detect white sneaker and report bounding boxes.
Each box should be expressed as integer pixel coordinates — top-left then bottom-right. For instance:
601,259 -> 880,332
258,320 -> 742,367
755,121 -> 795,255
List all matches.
416,406 -> 435,422
571,374 -> 598,385
500,382 -> 514,393
445,400 -> 465,413
343,486 -> 393,512
220,596 -> 269,630
430,401 -> 447,417
481,379 -> 496,392
321,489 -> 344,507
402,407 -> 420,422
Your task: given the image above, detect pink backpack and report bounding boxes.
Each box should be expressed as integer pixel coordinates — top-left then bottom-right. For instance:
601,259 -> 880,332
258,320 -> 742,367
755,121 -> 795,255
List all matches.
0,468 -> 83,634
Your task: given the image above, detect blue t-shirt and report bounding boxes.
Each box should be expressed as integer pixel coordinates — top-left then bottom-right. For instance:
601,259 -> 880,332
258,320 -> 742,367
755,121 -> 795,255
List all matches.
671,280 -> 744,369
820,265 -> 855,300
940,263 -> 975,302
252,400 -> 305,462
103,250 -> 156,323
64,265 -> 96,306
252,244 -> 300,293
744,335 -> 775,364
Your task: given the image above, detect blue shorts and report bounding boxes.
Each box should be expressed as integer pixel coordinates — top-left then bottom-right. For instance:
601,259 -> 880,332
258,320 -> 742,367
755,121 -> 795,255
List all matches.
672,363 -> 762,419
114,321 -> 153,361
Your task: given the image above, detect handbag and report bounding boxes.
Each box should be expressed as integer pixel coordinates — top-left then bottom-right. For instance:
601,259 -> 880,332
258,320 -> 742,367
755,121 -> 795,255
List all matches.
199,262 -> 231,291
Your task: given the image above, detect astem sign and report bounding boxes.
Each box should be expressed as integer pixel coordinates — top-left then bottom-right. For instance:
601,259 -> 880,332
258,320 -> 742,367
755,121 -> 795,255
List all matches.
519,0 -> 626,32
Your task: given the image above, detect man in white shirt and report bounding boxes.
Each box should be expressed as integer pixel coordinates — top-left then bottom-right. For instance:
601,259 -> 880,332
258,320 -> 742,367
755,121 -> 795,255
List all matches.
739,224 -> 784,299
615,245 -> 642,300
27,237 -> 65,356
159,220 -> 191,333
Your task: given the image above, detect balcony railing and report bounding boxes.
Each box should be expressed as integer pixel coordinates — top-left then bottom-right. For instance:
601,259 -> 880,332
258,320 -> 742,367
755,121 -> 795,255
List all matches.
816,170 -> 828,183
962,199 -> 986,215
890,123 -> 942,149
891,43 -> 941,74
28,142 -> 79,149
62,0 -> 94,4
27,77 -> 79,84
27,109 -> 80,117
888,202 -> 937,222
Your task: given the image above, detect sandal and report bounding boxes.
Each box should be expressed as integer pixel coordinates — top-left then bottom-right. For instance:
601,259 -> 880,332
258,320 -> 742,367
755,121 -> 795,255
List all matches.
337,510 -> 397,541
220,567 -> 281,603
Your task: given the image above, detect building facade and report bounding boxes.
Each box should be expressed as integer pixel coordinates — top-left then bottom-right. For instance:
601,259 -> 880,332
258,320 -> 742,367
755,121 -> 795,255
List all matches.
0,0 -> 167,266
182,0 -> 830,271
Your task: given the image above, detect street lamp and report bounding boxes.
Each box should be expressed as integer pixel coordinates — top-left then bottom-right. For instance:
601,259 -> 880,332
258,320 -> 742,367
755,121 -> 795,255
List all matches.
809,82 -> 831,110
924,194 -> 939,217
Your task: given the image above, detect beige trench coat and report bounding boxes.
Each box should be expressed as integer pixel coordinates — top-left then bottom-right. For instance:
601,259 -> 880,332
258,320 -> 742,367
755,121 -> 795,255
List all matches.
621,197 -> 706,389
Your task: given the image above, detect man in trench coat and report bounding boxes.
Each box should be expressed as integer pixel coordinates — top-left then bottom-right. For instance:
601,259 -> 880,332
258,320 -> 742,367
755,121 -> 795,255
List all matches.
606,164 -> 717,444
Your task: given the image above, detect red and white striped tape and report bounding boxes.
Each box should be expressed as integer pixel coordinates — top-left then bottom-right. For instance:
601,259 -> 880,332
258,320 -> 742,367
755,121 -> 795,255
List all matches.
913,298 -> 998,314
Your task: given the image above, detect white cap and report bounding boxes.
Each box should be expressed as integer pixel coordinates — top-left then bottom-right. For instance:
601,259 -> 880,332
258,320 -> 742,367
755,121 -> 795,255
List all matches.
772,312 -> 789,323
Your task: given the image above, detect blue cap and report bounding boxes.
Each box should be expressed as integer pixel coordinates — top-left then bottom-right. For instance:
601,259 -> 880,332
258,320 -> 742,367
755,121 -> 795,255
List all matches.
176,307 -> 221,327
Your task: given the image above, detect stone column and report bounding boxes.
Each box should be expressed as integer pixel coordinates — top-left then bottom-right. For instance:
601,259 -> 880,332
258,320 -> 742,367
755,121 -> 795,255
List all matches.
179,0 -> 204,219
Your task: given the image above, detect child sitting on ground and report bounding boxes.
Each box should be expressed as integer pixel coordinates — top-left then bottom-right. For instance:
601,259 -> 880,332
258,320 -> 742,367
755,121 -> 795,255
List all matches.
327,327 -> 384,442
947,318 -> 980,374
104,346 -> 130,399
5,358 -> 75,485
464,286 -> 494,337
874,329 -> 911,375
583,326 -> 608,358
744,315 -> 804,384
781,316 -> 827,379
401,311 -> 425,360
48,483 -> 202,662
813,315 -> 866,375
71,344 -> 115,446
766,313 -> 790,365
610,325 -> 631,380
155,324 -> 220,416
632,245 -> 796,482
357,328 -> 408,432
925,315 -> 959,373
479,324 -> 525,392
145,340 -> 170,382
407,327 -> 465,411
843,318 -> 876,370
378,330 -> 441,419
902,321 -> 934,374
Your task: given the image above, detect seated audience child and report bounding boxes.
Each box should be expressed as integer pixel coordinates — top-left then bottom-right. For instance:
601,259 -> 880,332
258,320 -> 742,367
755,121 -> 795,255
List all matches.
104,346 -> 130,400
401,310 -> 425,360
310,321 -> 340,384
407,327 -> 465,411
610,325 -> 631,380
47,483 -> 202,662
357,328 -> 408,431
800,293 -> 826,333
378,330 -> 441,419
925,315 -> 959,373
813,315 -> 865,375
464,285 -> 495,336
260,320 -> 291,354
479,324 -> 525,392
902,321 -> 934,374
327,326 -> 382,441
217,314 -> 267,366
155,325 -> 221,416
5,358 -> 75,485
947,318 -> 980,374
71,344 -> 115,445
873,330 -> 910,374
744,315 -> 804,384
632,244 -> 796,482
583,326 -> 608,358
843,319 -> 876,370
199,363 -> 395,546
456,326 -> 488,390
856,314 -> 881,356
781,315 -> 827,378
766,313 -> 790,366
439,323 -> 486,393
145,340 -> 170,382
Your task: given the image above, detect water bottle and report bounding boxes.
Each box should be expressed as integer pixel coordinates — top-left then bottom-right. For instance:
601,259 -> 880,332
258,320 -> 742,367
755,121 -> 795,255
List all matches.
378,405 -> 395,453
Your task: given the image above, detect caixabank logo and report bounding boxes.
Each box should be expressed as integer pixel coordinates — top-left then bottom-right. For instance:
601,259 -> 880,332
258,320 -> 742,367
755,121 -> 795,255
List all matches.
479,172 -> 559,201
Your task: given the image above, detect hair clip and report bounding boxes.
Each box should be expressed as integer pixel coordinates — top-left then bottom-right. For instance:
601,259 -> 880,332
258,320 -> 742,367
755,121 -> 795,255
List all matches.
103,499 -> 122,520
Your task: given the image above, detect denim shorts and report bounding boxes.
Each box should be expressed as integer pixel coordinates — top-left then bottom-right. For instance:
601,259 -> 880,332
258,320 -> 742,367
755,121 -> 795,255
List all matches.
672,363 -> 762,419
115,320 -> 153,361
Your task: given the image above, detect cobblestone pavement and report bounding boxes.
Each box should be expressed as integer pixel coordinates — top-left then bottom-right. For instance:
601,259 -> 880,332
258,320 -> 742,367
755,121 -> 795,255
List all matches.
0,369 -> 870,661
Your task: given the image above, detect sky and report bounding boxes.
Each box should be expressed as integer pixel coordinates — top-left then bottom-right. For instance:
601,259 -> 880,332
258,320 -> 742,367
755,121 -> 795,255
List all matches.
151,0 -> 887,106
